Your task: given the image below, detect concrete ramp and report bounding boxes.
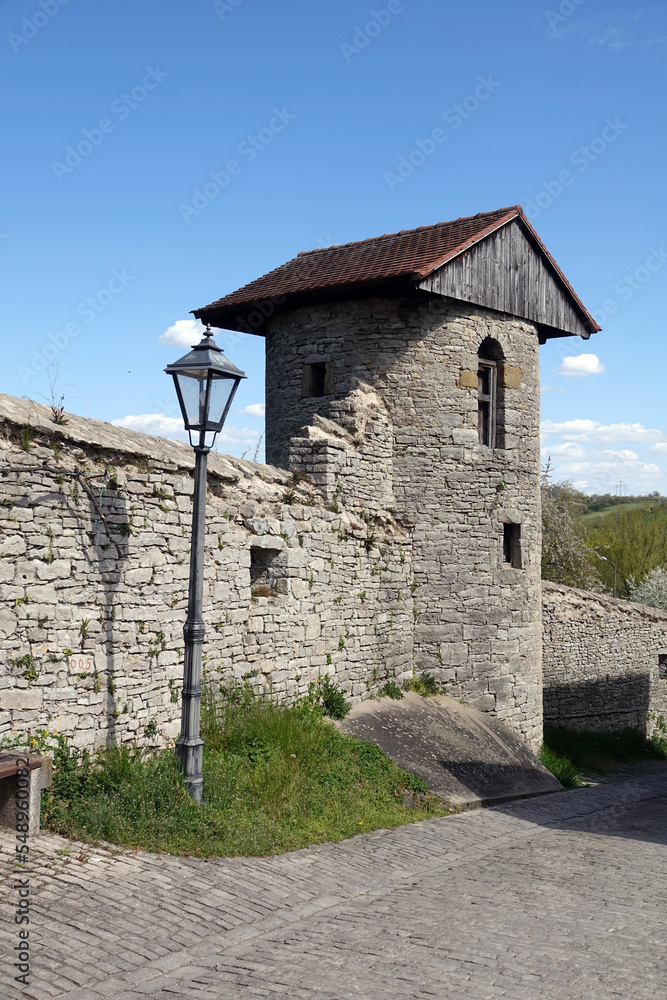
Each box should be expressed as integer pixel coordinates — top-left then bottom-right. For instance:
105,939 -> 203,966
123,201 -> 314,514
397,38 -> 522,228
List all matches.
339,692 -> 561,808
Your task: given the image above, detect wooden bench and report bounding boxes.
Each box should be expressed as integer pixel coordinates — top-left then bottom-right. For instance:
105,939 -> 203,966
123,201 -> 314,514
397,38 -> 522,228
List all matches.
0,753 -> 52,835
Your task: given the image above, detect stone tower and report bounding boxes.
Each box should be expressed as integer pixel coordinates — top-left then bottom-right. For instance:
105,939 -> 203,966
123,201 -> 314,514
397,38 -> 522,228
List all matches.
196,206 -> 599,746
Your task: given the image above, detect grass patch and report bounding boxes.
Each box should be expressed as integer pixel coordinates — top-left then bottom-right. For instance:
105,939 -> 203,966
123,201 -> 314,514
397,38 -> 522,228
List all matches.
39,685 -> 452,857
579,500 -> 661,524
541,724 -> 667,784
403,671 -> 443,696
538,744 -> 582,789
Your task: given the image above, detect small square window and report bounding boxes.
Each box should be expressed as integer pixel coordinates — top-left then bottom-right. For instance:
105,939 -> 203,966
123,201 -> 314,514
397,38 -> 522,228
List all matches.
503,523 -> 522,569
250,546 -> 286,598
250,547 -> 281,586
302,361 -> 334,398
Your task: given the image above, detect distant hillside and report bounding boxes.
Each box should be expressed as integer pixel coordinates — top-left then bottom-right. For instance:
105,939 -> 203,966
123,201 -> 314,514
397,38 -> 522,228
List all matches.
580,499 -> 666,524
582,491 -> 667,513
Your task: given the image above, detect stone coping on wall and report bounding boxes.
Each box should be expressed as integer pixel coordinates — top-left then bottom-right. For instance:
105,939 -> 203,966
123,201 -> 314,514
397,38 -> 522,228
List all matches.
0,393 -> 289,486
542,580 -> 667,626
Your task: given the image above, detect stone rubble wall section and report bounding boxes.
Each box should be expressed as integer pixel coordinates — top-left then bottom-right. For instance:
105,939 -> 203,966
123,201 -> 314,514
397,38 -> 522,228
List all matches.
265,297 -> 543,748
0,395 -> 412,750
542,581 -> 667,733
287,384 -> 395,513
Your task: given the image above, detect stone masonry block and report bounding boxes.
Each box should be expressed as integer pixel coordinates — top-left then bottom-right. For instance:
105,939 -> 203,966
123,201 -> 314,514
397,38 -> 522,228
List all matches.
456,369 -> 478,389
498,364 -> 523,389
2,688 -> 43,710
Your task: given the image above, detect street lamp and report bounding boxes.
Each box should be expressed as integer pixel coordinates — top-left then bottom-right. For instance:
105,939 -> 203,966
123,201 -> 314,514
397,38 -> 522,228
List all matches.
595,551 -> 617,599
165,327 -> 246,801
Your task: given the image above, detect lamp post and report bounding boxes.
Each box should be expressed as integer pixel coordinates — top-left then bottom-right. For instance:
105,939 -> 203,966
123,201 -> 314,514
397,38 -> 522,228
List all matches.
165,327 -> 246,802
595,551 -> 617,599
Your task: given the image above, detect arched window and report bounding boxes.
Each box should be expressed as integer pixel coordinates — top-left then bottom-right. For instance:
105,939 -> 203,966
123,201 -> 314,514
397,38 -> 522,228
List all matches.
477,339 -> 505,448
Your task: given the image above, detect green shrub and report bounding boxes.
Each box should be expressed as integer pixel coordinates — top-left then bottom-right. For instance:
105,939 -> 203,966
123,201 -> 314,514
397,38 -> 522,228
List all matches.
403,671 -> 443,696
649,714 -> 667,754
378,681 -> 404,700
296,673 -> 351,720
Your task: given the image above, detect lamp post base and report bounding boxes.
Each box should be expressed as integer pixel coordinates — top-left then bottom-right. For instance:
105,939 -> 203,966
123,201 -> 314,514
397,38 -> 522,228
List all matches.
175,736 -> 204,804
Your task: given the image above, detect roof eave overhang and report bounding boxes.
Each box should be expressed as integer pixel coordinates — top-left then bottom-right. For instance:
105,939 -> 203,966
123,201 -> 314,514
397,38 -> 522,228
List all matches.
193,276 -> 420,335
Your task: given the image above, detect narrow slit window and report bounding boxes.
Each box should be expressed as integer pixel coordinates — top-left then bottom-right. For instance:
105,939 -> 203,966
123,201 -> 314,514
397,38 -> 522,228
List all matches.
310,363 -> 326,397
503,523 -> 522,569
477,360 -> 496,447
658,653 -> 667,680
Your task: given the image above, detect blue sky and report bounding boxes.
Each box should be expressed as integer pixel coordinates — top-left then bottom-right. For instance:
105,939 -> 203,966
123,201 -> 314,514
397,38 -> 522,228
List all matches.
2,0 -> 666,494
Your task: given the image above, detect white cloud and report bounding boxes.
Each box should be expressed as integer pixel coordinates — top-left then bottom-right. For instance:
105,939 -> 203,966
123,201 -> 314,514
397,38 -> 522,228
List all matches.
159,319 -> 205,349
540,441 -> 587,460
594,12 -> 645,51
541,419 -> 664,444
551,451 -> 663,493
111,413 -> 260,451
540,415 -> 667,494
556,354 -> 605,377
159,318 -> 245,355
113,413 -> 188,440
237,403 -> 265,417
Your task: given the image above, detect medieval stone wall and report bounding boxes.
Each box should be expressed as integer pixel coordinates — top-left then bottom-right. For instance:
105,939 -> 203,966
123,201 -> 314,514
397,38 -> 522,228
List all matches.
0,393 -> 413,750
265,297 -> 543,747
542,582 -> 667,733
4,391 -> 666,757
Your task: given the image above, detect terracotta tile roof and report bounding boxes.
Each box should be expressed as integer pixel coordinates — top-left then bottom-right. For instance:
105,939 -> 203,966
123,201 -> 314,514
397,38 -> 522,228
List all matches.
194,206 -> 600,334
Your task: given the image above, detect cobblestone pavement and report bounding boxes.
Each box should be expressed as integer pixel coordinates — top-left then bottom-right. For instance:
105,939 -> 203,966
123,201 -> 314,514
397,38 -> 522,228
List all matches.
1,764 -> 665,1000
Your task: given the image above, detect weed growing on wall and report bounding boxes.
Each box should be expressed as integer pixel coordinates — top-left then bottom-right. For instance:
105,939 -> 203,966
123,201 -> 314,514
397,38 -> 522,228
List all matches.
378,681 -> 404,700
20,426 -> 33,451
0,729 -> 61,756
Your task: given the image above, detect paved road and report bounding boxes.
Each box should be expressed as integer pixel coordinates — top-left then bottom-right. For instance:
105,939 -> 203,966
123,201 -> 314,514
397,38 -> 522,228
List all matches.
1,765 -> 665,1000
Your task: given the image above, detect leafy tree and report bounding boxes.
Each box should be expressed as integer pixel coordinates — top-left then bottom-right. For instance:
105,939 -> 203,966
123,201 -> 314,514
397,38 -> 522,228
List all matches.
541,464 -> 601,590
586,504 -> 667,598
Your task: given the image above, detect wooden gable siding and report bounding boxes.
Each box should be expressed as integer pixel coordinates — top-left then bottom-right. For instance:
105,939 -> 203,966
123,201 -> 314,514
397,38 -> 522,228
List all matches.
418,219 -> 592,340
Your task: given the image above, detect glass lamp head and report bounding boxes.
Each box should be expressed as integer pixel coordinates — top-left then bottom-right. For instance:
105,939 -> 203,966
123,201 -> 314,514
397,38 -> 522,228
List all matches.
165,326 -> 246,448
